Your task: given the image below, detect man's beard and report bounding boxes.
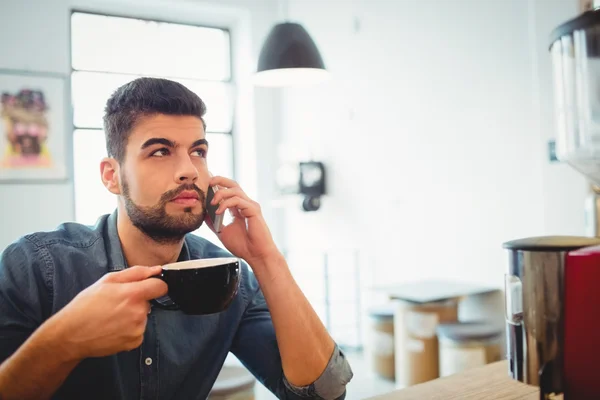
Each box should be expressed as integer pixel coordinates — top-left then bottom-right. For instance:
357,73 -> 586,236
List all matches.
122,178 -> 206,244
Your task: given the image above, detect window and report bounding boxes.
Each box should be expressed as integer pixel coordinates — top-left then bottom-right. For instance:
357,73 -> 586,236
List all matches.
71,11 -> 234,246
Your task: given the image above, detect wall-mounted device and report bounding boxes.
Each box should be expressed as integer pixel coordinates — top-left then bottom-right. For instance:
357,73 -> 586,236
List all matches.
299,161 -> 326,211
276,160 -> 326,212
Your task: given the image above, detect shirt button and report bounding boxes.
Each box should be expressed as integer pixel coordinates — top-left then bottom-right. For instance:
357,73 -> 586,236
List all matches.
145,357 -> 153,366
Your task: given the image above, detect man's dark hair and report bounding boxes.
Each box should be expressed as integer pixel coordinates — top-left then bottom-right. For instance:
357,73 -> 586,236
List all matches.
103,77 -> 207,162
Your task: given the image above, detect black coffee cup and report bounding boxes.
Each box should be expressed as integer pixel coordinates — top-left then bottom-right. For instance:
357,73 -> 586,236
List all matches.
151,257 -> 240,315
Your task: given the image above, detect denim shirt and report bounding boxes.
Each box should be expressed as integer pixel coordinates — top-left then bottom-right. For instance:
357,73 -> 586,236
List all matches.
0,212 -> 353,400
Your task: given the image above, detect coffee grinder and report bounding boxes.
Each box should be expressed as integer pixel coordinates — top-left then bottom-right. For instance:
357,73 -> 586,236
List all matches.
503,6 -> 600,400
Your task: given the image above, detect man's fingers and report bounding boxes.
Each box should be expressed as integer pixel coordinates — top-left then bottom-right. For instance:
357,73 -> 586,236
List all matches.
209,175 -> 240,190
104,265 -> 163,284
128,278 -> 169,301
211,187 -> 251,205
217,197 -> 258,218
229,206 -> 243,219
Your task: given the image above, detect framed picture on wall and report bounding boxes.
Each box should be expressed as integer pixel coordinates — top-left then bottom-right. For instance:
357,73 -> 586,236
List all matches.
0,69 -> 68,182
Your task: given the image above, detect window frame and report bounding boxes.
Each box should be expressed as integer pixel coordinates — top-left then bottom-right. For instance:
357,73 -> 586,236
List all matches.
69,9 -> 234,83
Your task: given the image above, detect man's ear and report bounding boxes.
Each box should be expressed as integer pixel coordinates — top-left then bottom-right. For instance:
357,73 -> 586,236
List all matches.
100,157 -> 121,195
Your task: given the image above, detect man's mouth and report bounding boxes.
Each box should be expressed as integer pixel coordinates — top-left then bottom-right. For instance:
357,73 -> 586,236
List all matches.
171,191 -> 200,206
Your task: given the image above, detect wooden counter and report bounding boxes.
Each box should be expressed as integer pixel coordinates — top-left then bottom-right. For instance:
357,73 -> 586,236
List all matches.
368,361 -> 541,399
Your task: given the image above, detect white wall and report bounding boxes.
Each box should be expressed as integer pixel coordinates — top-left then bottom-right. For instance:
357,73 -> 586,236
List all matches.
277,0 -> 586,298
0,0 -> 282,250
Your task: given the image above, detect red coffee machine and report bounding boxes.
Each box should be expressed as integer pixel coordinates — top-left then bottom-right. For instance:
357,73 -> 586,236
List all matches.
503,5 -> 600,399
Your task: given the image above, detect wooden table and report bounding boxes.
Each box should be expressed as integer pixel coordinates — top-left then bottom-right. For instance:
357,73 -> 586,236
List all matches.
368,361 -> 542,399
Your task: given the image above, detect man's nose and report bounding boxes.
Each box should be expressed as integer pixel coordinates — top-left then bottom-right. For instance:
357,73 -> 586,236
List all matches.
175,156 -> 199,183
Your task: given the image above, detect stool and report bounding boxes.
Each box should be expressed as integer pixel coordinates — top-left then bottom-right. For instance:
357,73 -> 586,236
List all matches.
368,305 -> 396,380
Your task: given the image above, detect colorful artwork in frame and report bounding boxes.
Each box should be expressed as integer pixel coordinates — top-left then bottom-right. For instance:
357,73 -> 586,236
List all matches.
0,70 -> 68,182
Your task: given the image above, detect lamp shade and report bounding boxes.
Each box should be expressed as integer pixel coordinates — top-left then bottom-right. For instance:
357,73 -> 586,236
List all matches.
255,22 -> 329,87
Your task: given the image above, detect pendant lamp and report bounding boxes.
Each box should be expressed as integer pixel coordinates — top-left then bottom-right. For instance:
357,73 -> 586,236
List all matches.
255,18 -> 329,87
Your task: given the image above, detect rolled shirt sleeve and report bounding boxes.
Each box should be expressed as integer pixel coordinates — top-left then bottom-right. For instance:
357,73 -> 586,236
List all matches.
283,344 -> 353,399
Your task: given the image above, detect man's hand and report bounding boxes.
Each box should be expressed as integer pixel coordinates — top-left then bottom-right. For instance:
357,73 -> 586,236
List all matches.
208,176 -> 280,266
0,266 -> 168,400
49,266 -> 168,361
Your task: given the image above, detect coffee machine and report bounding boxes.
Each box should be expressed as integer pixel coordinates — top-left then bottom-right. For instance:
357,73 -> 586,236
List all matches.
504,237 -> 600,399
503,5 -> 600,400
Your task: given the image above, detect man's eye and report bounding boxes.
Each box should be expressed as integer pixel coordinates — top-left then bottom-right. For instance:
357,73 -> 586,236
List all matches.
192,149 -> 207,158
150,148 -> 169,157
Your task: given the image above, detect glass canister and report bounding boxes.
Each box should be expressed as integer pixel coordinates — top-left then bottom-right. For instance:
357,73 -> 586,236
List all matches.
551,9 -> 600,183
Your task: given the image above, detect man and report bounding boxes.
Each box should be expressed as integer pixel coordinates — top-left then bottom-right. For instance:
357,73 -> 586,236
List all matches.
0,78 -> 353,399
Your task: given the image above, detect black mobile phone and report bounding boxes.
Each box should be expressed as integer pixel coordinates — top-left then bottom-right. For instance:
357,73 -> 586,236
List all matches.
205,185 -> 224,233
